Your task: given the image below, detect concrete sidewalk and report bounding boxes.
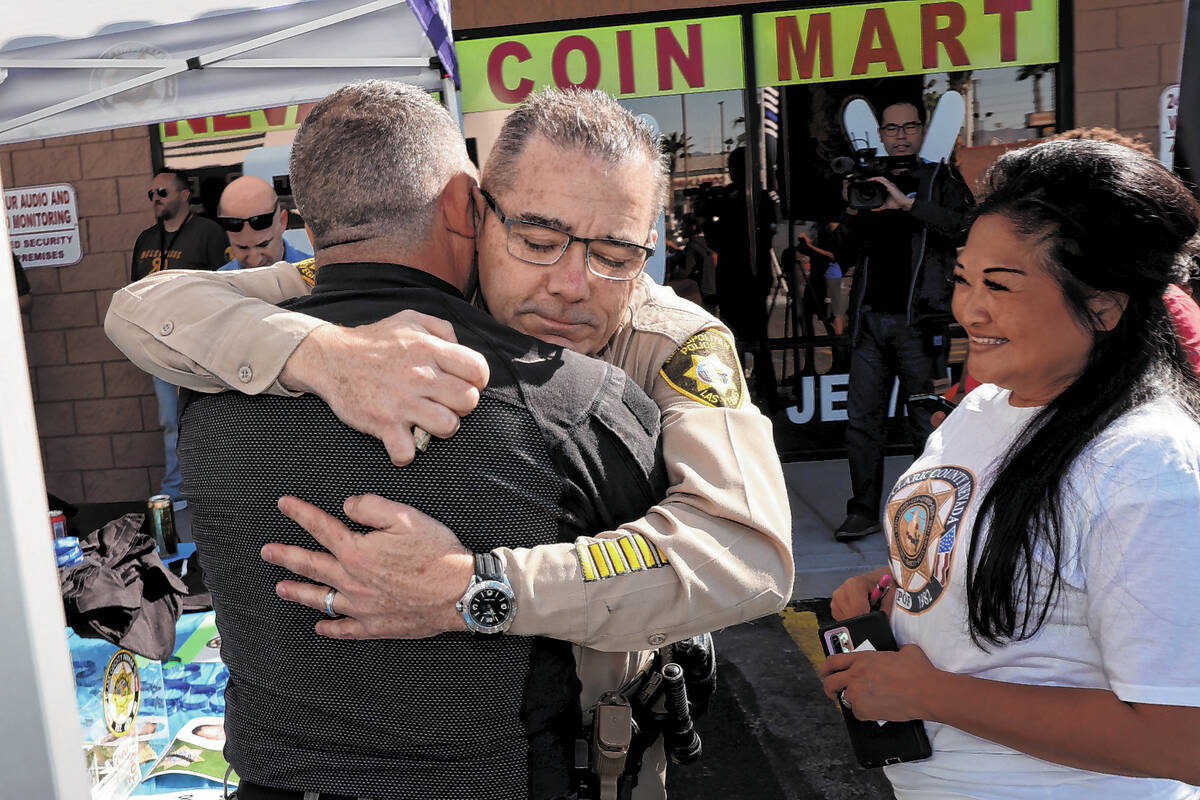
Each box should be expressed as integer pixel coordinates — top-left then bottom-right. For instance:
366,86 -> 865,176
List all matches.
785,455 -> 910,600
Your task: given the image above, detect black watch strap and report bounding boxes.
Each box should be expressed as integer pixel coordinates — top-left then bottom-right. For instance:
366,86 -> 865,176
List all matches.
474,551 -> 503,582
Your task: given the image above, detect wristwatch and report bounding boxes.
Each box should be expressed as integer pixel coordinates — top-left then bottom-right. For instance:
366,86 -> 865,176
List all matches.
456,552 -> 516,634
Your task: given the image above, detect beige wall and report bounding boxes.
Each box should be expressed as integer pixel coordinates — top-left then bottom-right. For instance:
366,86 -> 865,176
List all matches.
3,128 -> 164,505
1074,0 -> 1184,145
453,0 -> 762,29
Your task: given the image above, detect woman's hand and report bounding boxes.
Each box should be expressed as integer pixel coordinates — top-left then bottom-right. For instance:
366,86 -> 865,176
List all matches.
819,644 -> 939,722
830,567 -> 890,620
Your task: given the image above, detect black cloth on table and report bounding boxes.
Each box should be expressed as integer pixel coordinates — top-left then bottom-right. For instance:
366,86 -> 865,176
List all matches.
59,513 -> 188,660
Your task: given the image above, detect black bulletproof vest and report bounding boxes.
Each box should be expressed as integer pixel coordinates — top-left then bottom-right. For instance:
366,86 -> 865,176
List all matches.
178,262 -> 664,800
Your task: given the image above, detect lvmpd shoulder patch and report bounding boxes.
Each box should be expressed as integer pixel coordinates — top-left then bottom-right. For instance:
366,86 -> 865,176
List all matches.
659,329 -> 746,409
294,257 -> 317,287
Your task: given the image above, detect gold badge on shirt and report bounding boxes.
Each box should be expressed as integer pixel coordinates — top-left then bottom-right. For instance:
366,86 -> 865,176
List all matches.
294,257 -> 317,287
884,465 -> 975,615
659,329 -> 746,409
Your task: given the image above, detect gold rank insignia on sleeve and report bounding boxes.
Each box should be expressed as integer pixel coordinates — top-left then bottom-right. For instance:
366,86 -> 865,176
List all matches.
294,257 -> 317,287
576,534 -> 668,582
658,328 -> 747,409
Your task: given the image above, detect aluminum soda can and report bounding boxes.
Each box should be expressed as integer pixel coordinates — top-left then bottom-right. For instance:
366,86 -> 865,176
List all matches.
49,510 -> 67,539
54,536 -> 83,568
147,494 -> 179,556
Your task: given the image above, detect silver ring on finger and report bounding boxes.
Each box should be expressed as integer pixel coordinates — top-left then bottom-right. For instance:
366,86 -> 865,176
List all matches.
839,689 -> 853,710
324,588 -> 338,618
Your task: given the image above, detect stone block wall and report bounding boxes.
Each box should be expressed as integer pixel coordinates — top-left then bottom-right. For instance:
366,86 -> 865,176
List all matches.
1074,0 -> 1184,146
3,126 -> 164,504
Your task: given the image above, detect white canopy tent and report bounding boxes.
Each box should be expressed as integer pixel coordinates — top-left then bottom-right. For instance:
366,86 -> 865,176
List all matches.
0,0 -> 457,144
0,2 -> 455,794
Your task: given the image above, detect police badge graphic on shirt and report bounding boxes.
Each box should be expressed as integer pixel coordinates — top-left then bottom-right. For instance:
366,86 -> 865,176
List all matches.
659,329 -> 746,408
885,465 -> 975,614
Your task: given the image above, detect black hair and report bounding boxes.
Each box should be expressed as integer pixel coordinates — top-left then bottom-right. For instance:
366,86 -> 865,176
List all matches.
154,167 -> 190,191
879,98 -> 927,125
965,138 -> 1200,646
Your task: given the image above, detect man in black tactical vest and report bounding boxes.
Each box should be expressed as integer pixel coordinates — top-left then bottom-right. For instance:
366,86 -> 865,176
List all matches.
176,81 -> 665,800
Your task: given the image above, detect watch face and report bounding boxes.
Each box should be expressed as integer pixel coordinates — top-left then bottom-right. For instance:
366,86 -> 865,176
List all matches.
468,586 -> 511,627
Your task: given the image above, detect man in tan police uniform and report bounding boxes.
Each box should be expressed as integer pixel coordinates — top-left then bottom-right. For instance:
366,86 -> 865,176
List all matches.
106,90 -> 792,798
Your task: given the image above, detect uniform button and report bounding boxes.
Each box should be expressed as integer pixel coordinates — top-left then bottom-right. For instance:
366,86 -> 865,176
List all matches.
648,632 -> 667,646
160,320 -> 174,336
237,365 -> 253,383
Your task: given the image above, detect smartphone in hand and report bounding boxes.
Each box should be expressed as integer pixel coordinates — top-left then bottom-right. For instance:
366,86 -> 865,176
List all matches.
818,612 -> 932,768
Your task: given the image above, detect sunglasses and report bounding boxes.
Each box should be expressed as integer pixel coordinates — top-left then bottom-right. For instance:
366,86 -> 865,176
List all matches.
147,187 -> 174,200
217,209 -> 277,233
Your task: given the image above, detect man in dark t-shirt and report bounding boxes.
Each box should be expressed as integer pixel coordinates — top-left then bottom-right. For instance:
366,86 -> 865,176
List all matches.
130,168 -> 229,501
177,82 -> 664,800
130,169 -> 228,281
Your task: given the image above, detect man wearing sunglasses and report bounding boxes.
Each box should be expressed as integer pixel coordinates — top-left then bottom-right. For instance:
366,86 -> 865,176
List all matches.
130,167 -> 230,502
132,168 -> 229,281
107,88 -> 792,798
216,176 -> 310,271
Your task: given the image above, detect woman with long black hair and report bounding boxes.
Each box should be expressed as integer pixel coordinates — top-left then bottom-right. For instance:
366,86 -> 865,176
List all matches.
822,138 -> 1200,797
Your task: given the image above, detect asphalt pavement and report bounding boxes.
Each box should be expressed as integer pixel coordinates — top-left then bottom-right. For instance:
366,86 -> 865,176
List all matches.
663,455 -> 913,799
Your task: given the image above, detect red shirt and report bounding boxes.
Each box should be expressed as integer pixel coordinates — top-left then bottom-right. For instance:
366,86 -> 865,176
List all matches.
1164,284 -> 1200,376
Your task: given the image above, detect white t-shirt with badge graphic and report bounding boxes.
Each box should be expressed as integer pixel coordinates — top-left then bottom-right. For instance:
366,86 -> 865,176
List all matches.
883,383 -> 1200,799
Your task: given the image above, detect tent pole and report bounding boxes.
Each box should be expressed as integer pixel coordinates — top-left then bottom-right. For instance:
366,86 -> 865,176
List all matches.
0,183 -> 91,797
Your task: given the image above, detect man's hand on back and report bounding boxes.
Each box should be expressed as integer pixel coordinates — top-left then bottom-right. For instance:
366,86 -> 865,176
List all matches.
280,310 -> 490,465
266,494 -> 473,639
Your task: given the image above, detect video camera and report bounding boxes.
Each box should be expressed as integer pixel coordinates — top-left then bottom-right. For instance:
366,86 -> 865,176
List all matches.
831,149 -> 918,211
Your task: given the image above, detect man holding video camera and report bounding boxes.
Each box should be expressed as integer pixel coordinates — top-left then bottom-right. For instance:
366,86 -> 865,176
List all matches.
830,100 -> 974,542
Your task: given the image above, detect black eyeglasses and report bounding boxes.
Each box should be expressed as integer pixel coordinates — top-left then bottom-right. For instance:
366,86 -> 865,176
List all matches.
218,207 -> 278,233
147,187 -> 174,200
479,189 -> 652,282
880,121 -> 923,138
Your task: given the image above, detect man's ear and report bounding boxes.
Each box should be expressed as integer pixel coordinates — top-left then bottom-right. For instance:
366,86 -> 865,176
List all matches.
1088,290 -> 1128,332
440,172 -> 477,240
648,227 -> 659,249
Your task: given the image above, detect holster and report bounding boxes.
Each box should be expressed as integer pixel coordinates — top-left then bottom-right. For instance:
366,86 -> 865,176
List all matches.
575,633 -> 716,800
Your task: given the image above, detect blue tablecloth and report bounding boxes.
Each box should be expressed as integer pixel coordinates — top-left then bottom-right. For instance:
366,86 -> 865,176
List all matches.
68,608 -> 231,797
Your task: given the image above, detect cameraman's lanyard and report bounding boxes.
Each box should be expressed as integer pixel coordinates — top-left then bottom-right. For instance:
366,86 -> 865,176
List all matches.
154,212 -> 192,274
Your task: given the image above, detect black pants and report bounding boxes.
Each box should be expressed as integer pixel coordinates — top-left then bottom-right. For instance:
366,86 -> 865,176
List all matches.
845,310 -> 939,518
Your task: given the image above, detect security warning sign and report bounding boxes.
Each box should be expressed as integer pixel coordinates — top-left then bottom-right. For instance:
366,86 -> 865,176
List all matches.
4,183 -> 82,269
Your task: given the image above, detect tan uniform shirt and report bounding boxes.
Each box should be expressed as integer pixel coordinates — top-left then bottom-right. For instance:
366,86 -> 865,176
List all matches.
105,264 -> 794,793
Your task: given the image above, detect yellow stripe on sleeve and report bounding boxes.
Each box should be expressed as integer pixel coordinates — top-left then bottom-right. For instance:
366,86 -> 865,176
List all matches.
579,535 -> 669,582
634,534 -> 657,566
605,540 -> 629,574
619,537 -> 645,571
588,542 -> 613,578
576,542 -> 597,582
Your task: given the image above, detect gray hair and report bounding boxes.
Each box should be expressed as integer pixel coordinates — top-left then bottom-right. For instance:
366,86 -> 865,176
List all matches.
289,80 -> 471,249
482,89 -> 669,212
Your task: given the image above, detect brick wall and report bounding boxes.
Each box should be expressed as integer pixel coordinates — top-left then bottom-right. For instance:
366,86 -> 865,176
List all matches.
2,127 -> 163,504
452,0 -> 765,29
1074,0 -> 1184,145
